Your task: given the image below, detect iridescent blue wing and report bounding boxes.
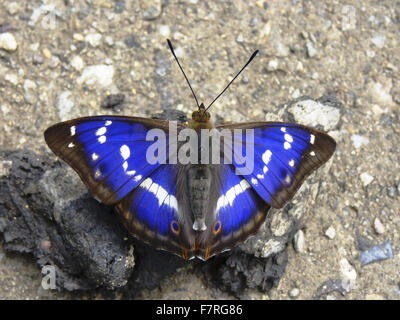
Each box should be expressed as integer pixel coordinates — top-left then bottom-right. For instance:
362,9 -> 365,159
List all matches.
44,116 -> 181,205
196,163 -> 270,260
217,122 -> 336,208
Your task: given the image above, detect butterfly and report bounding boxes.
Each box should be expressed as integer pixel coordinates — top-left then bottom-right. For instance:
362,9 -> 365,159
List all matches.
44,40 -> 336,261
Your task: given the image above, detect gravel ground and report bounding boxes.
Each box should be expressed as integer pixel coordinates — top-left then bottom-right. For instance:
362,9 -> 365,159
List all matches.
0,0 -> 399,299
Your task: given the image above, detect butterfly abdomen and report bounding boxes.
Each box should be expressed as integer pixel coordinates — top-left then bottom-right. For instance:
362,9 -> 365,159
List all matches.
187,165 -> 212,231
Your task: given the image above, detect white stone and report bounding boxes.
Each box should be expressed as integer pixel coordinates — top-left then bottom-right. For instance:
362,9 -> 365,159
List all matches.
373,217 -> 385,234
85,33 -> 102,47
340,258 -> 357,292
0,33 -> 18,52
289,288 -> 300,298
325,226 -> 336,239
56,91 -> 74,121
159,25 -> 170,37
77,65 -> 114,88
4,72 -> 18,85
7,2 -> 20,15
289,100 -> 340,131
360,172 -> 374,187
174,47 -> 184,58
267,59 -> 278,71
368,80 -> 394,107
70,56 -> 84,72
371,33 -> 386,49
351,134 -> 369,149
293,230 -> 305,253
260,239 -> 285,258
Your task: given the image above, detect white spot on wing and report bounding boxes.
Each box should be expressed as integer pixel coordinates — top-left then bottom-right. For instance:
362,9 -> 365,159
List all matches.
98,135 -> 106,144
134,175 -> 142,182
94,169 -> 101,179
284,133 -> 293,143
215,179 -> 251,213
120,145 -> 130,160
139,177 -> 178,210
251,177 -> 258,185
262,149 -> 272,165
310,151 -> 316,156
126,169 -> 136,176
240,179 -> 250,190
310,134 -> 315,144
67,142 -> 75,148
281,127 -> 286,132
263,166 -> 268,173
70,126 -> 76,136
284,141 -> 291,150
105,120 -> 112,126
285,174 -> 291,185
289,159 -> 295,167
96,127 -> 107,136
141,178 -> 152,189
257,174 -> 264,179
92,153 -> 99,161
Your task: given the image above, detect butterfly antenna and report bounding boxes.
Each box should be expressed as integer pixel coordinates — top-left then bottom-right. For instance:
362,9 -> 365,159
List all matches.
205,50 -> 259,112
167,39 -> 200,109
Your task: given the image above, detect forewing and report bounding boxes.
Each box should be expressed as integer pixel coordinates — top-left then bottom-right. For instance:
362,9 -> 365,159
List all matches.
44,116 -> 179,205
217,122 -> 336,208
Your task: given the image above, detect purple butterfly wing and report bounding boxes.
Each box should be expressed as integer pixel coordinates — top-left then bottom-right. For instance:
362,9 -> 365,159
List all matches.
217,122 -> 336,208
44,116 -> 180,205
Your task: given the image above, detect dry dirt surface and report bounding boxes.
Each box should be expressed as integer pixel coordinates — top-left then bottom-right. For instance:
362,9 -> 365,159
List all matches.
0,0 -> 399,300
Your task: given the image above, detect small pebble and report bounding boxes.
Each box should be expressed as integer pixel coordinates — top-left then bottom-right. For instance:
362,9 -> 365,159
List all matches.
351,134 -> 369,149
5,73 -> 18,85
142,0 -> 162,20
360,241 -> 394,266
360,172 -> 374,187
289,288 -> 300,298
371,33 -> 386,49
306,41 -> 317,58
325,226 -> 336,239
85,33 -> 102,47
0,32 -> 18,52
159,25 -> 170,37
387,186 -> 396,199
73,33 -> 85,42
42,48 -> 52,59
266,59 -> 278,71
7,2 -> 20,15
340,258 -> 357,292
56,91 -> 75,121
293,230 -> 305,253
70,55 -> 84,72
373,217 -> 385,234
77,65 -> 115,88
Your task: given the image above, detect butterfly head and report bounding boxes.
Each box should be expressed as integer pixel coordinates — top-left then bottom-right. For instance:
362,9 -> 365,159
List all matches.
192,103 -> 211,122
190,103 -> 213,129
